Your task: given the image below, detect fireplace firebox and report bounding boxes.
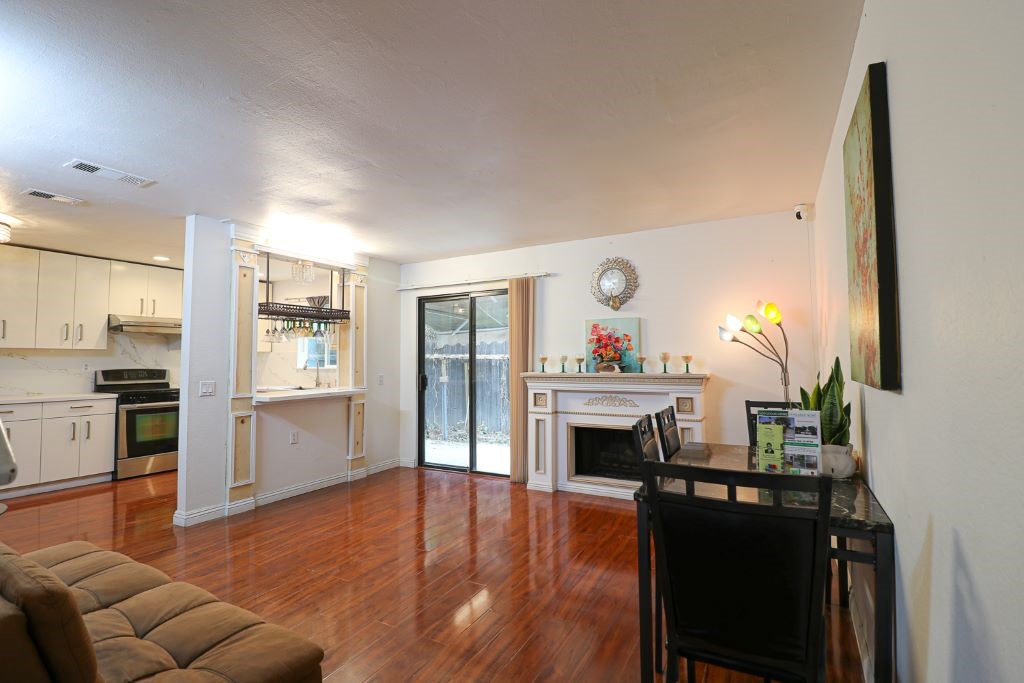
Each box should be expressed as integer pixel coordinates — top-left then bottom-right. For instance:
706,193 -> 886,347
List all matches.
571,426 -> 640,482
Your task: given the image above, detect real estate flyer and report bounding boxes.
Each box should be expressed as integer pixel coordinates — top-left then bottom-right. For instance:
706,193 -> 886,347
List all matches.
756,408 -> 822,475
755,409 -> 786,473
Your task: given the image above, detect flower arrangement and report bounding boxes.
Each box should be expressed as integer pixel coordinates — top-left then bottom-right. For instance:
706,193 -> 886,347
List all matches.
589,322 -> 634,370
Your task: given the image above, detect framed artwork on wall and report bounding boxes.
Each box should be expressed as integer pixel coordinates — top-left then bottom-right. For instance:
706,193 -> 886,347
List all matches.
585,317 -> 642,373
843,61 -> 901,391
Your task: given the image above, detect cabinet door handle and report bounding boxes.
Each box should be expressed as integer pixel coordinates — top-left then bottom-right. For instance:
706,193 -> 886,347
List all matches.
0,410 -> 13,415
152,299 -> 157,316
77,324 -> 84,342
69,404 -> 94,409
63,323 -> 70,341
140,297 -> 145,314
4,427 -> 9,440
1,319 -> 6,339
71,421 -> 77,441
86,420 -> 91,440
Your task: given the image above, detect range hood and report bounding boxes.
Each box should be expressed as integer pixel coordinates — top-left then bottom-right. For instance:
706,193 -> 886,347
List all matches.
108,314 -> 182,335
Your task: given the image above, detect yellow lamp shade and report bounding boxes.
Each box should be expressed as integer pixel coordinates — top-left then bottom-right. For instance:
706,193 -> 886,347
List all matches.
717,326 -> 734,342
725,314 -> 743,332
742,314 -> 762,334
763,302 -> 783,325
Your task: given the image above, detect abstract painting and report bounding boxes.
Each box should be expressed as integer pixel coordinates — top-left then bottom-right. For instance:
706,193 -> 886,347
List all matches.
843,62 -> 901,390
585,317 -> 641,373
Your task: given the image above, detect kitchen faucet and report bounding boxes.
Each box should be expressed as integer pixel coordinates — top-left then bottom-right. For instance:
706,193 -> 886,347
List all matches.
306,359 -> 322,388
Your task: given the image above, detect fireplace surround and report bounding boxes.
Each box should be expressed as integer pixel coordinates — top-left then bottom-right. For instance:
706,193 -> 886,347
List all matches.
522,372 -> 709,499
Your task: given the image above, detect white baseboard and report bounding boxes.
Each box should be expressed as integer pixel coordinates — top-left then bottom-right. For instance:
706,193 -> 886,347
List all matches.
0,473 -> 113,501
558,480 -> 638,500
254,472 -> 349,507
173,503 -> 227,527
398,457 -> 417,468
368,458 -> 400,475
349,467 -> 367,481
225,497 -> 255,516
526,480 -> 556,493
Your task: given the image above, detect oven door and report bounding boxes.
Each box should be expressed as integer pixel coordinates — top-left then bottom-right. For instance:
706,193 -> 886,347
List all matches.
118,401 -> 179,460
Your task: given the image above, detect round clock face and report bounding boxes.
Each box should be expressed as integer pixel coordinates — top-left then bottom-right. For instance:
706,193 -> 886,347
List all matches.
599,268 -> 627,297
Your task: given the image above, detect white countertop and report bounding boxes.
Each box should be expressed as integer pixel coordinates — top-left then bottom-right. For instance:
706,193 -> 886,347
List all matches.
253,387 -> 364,404
0,392 -> 118,405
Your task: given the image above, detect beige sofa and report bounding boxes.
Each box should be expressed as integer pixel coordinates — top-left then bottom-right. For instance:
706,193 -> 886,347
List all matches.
0,540 -> 323,682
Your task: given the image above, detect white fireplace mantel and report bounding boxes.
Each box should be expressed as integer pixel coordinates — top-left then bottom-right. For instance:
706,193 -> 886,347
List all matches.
522,372 -> 710,499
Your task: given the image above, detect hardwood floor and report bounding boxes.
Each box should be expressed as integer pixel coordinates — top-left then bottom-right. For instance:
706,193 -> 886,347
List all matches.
0,468 -> 863,682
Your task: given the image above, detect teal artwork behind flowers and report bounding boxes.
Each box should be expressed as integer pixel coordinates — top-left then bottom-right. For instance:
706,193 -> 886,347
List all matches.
585,318 -> 642,373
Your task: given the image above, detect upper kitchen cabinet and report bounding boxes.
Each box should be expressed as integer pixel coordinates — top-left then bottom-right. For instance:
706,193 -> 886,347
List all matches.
0,246 -> 40,349
148,267 -> 183,319
109,262 -> 182,318
35,253 -> 111,350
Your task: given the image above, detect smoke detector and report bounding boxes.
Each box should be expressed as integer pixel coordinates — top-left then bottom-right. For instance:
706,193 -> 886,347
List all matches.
22,188 -> 86,205
63,158 -> 155,187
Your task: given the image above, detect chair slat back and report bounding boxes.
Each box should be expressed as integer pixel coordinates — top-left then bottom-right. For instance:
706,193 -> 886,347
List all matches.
654,406 -> 682,460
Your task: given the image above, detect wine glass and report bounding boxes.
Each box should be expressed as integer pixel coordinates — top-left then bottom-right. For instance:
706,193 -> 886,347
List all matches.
659,352 -> 671,374
637,354 -> 647,373
559,355 -> 568,373
539,355 -> 548,372
574,354 -> 585,373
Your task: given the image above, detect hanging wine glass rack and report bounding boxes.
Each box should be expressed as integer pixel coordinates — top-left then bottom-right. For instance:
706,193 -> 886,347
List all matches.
257,251 -> 351,325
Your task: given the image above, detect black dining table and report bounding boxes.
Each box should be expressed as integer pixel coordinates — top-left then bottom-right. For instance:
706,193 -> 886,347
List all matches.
634,442 -> 895,682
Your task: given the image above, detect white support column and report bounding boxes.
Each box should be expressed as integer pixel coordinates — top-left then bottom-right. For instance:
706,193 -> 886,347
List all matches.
174,215 -> 234,527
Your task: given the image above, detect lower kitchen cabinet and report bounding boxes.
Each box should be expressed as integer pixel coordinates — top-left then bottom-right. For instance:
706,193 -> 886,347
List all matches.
1,419 -> 42,489
1,398 -> 116,491
40,416 -> 81,481
78,413 -> 116,477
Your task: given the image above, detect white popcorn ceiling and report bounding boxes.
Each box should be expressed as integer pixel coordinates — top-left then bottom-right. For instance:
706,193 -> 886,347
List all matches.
0,0 -> 862,267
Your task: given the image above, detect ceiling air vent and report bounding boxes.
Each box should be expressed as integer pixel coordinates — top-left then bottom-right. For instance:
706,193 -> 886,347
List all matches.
63,158 -> 155,188
22,188 -> 86,205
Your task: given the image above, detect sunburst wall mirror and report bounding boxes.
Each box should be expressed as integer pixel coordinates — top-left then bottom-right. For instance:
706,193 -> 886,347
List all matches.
591,257 -> 639,310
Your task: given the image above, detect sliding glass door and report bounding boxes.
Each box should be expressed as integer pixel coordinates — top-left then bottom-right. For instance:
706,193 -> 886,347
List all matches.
419,291 -> 510,475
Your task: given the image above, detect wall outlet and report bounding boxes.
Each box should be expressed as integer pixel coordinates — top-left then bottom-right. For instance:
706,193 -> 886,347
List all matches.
377,373 -> 384,386
82,363 -> 89,371
289,430 -> 299,445
198,381 -> 216,397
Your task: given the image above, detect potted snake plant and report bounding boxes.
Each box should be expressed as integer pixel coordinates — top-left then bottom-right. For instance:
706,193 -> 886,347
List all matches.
800,357 -> 857,478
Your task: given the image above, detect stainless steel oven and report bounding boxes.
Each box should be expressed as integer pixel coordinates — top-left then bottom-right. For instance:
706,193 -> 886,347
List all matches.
96,369 -> 179,479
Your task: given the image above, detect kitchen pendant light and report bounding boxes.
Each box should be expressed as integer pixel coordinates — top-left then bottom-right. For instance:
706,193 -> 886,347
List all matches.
0,222 -> 11,243
291,260 -> 315,284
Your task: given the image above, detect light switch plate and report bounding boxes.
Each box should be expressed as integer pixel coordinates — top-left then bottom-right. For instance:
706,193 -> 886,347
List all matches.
199,381 -> 216,397
377,373 -> 384,386
289,430 -> 299,445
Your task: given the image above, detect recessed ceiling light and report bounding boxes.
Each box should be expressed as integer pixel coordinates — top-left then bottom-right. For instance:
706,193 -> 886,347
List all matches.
153,255 -> 171,262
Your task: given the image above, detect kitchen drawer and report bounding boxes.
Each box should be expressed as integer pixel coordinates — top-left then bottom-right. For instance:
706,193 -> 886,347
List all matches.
0,402 -> 44,422
42,399 -> 116,419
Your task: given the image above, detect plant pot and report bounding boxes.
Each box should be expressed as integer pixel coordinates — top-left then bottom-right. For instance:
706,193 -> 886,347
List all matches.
821,444 -> 856,478
595,362 -> 621,373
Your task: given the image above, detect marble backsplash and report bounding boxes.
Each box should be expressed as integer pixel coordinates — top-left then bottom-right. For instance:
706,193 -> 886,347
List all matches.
0,333 -> 181,396
256,339 -> 339,389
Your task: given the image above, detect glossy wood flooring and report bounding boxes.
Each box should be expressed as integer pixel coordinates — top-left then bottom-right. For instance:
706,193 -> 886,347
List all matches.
0,468 -> 863,682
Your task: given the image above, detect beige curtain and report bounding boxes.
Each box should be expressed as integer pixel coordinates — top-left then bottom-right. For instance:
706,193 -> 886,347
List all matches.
508,277 -> 535,483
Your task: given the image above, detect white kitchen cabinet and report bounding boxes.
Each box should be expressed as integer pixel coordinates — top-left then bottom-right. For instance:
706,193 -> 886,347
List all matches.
73,256 -> 111,349
36,253 -> 112,350
40,416 -> 81,482
0,419 -> 42,489
109,261 -> 151,317
148,267 -> 183,318
78,412 -> 116,477
0,246 -> 40,349
35,252 -> 77,350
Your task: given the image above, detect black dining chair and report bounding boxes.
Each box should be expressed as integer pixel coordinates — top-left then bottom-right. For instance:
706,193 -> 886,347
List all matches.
641,459 -> 833,683
654,406 -> 683,460
632,414 -> 666,674
744,400 -> 798,448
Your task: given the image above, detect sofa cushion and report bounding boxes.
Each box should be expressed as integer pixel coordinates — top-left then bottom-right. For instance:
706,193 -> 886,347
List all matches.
27,541 -> 172,614
0,541 -> 100,682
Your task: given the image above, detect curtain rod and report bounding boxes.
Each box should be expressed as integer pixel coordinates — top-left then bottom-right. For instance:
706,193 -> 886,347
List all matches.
396,271 -> 551,292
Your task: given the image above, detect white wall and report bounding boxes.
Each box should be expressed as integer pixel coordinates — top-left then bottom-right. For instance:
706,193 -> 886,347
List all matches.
811,2 -> 1024,680
0,333 -> 179,395
365,257 -> 401,467
255,397 -> 349,499
175,215 -> 233,521
398,211 -> 816,466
